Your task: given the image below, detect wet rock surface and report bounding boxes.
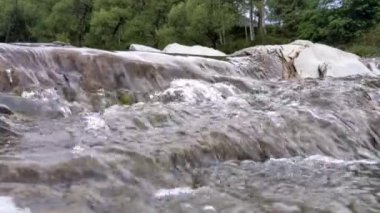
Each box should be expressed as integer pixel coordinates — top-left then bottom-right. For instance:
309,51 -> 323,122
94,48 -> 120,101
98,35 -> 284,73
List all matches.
0,42 -> 379,212
0,104 -> 13,115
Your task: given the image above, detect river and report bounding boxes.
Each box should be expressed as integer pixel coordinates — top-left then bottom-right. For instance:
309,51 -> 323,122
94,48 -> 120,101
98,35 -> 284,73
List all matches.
0,42 -> 379,212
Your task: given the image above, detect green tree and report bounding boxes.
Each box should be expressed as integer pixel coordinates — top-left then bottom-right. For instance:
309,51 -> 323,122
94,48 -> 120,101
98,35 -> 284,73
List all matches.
0,0 -> 39,42
269,0 -> 380,45
0,0 -> 378,54
159,0 -> 239,48
40,0 -> 93,45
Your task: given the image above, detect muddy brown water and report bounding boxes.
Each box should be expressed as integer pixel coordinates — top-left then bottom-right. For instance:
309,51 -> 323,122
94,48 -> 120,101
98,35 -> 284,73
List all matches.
0,44 -> 379,212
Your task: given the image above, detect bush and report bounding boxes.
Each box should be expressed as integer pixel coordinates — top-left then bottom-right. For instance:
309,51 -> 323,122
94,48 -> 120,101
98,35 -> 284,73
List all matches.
346,24 -> 380,57
347,44 -> 380,57
218,34 -> 292,54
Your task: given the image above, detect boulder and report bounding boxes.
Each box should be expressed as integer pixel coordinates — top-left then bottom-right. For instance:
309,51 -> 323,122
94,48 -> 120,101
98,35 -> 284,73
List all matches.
128,44 -> 161,53
294,42 -> 374,78
232,40 -> 376,79
229,47 -> 285,80
163,43 -> 227,57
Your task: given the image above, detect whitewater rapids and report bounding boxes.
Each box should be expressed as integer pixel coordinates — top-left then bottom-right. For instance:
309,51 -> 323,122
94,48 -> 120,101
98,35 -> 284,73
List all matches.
0,41 -> 379,212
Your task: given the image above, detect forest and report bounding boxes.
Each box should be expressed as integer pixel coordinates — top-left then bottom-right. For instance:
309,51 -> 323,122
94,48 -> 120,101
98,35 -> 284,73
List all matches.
0,0 -> 379,55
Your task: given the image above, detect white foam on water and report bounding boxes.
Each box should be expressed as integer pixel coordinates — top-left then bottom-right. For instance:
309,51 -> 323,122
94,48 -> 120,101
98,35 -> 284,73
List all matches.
269,155 -> 379,165
213,82 -> 239,96
304,155 -> 379,165
21,88 -> 60,102
307,109 -> 324,120
59,106 -> 72,118
0,197 -> 31,213
267,111 -> 284,127
21,91 -> 36,99
5,69 -> 13,84
154,187 -> 194,199
157,79 -> 243,104
368,61 -> 380,75
77,48 -> 111,56
40,88 -> 60,102
288,101 -> 299,107
72,145 -> 85,155
269,157 -> 295,163
161,79 -> 225,103
84,113 -> 108,131
226,96 -> 250,107
203,205 -> 217,212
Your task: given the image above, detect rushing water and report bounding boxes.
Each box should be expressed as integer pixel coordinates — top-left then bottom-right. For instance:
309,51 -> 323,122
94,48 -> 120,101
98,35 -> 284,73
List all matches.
0,44 -> 379,212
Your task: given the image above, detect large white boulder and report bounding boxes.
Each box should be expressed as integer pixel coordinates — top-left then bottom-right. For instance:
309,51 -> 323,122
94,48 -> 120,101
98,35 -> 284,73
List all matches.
129,44 -> 161,52
163,43 -> 227,57
294,42 -> 374,78
232,40 -> 376,79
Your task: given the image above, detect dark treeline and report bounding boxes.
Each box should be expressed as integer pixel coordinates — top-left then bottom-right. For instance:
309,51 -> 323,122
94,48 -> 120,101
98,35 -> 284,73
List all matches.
0,0 -> 379,55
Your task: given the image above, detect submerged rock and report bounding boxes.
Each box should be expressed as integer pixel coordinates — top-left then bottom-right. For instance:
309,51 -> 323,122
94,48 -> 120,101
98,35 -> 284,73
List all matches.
0,104 -> 13,115
0,93 -> 69,118
0,119 -> 19,138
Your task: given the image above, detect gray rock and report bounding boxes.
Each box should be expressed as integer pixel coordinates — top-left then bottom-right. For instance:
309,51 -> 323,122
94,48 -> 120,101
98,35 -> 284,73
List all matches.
0,104 -> 13,115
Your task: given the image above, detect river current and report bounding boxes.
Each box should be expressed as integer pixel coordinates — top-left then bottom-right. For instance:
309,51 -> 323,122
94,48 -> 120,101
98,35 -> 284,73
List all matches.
0,43 -> 379,212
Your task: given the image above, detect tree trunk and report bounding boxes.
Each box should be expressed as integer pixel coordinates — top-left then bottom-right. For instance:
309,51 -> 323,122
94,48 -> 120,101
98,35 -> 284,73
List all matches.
207,30 -> 218,49
222,28 -> 226,45
77,2 -> 92,46
218,0 -> 224,45
249,0 -> 255,41
258,0 -> 266,35
5,18 -> 11,43
245,24 -> 248,41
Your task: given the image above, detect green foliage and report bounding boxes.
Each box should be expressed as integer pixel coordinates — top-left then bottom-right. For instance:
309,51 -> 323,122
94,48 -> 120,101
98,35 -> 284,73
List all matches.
348,45 -> 380,57
0,0 -> 39,42
347,23 -> 380,56
158,0 -> 239,48
0,0 -> 378,55
35,0 -> 93,45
